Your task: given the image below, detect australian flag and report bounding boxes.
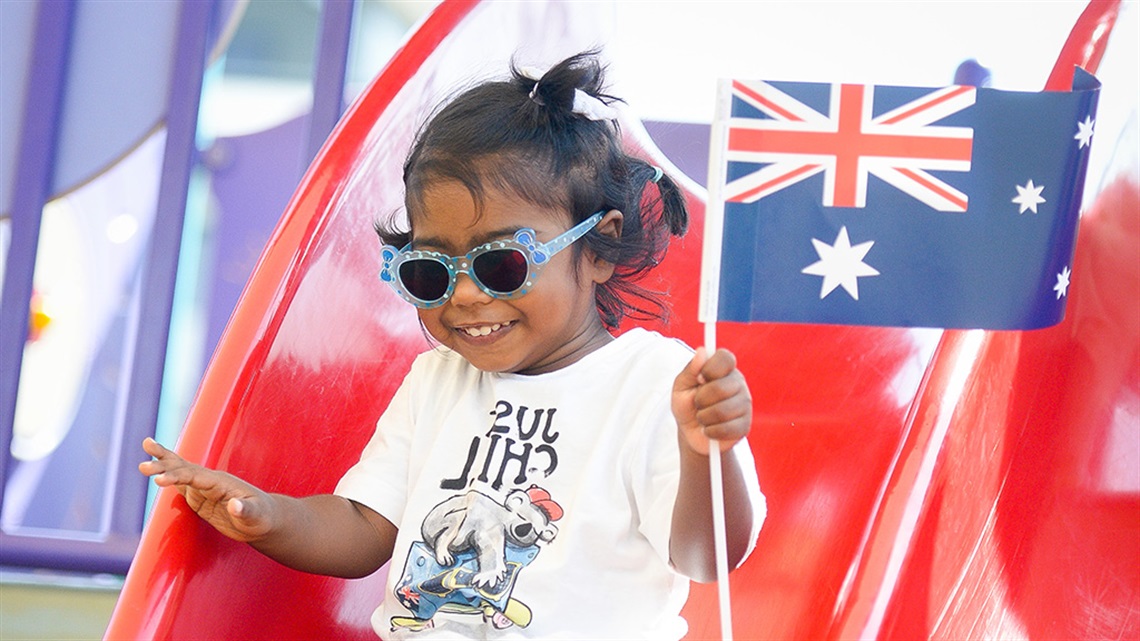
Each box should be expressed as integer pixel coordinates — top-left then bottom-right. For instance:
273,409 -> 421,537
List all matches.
704,68 -> 1100,329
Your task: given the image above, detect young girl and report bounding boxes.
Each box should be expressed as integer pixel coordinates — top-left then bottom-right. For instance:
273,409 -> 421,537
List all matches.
141,51 -> 764,640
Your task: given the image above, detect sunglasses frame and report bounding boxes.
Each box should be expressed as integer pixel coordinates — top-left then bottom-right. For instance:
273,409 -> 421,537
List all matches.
379,211 -> 605,309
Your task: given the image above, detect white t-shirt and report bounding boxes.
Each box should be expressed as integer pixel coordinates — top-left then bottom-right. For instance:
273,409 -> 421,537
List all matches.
335,328 -> 763,640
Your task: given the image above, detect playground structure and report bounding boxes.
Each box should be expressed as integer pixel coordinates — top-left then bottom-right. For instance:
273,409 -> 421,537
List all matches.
104,1 -> 1138,639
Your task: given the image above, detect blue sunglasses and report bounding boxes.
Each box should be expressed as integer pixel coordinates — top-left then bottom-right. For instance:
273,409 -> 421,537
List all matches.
380,211 -> 604,309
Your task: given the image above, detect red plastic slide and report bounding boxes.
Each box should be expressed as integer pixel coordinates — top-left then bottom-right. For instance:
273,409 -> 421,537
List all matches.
106,1 -> 1137,639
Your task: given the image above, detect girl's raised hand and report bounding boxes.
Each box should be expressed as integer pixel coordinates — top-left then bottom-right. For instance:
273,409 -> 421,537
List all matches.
672,347 -> 753,455
139,438 -> 276,543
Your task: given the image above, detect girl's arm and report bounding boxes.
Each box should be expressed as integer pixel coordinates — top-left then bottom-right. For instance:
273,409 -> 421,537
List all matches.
669,348 -> 760,583
139,438 -> 396,578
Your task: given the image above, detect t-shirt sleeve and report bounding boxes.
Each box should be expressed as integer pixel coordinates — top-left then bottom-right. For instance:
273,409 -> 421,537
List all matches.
729,437 -> 767,567
632,419 -> 767,572
628,391 -> 683,571
334,362 -> 418,525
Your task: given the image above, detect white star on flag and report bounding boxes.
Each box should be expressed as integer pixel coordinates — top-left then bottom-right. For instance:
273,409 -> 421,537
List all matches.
1054,266 -> 1072,299
1013,180 -> 1046,214
801,226 -> 880,300
1074,115 -> 1095,148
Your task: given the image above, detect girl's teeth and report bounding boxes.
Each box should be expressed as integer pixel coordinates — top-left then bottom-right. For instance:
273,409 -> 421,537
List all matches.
464,323 -> 502,337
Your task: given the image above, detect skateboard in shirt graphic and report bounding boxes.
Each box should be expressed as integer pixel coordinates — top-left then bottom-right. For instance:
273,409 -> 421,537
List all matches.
391,485 -> 563,632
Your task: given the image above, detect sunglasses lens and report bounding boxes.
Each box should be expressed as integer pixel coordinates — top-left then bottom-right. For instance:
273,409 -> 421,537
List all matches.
473,249 -> 528,294
399,259 -> 450,302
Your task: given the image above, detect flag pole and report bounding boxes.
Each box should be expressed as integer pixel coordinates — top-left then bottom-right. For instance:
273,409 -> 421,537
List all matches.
700,78 -> 733,641
705,333 -> 733,641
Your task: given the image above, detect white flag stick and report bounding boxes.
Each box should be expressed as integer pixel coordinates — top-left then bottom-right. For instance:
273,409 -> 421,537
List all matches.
699,79 -> 734,641
707,314 -> 733,641
709,445 -> 733,640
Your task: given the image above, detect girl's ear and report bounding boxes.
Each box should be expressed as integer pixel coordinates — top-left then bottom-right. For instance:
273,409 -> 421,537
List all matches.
596,209 -> 623,240
588,209 -> 623,284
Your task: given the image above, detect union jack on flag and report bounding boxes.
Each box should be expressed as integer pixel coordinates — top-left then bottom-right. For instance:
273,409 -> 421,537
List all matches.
725,81 -> 976,211
702,69 -> 1101,330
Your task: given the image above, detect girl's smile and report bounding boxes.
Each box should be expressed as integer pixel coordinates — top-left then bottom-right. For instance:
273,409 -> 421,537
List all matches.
455,320 -> 515,339
410,181 -> 620,375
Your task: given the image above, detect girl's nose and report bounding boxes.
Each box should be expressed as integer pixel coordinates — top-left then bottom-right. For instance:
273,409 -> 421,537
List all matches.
449,272 -> 493,306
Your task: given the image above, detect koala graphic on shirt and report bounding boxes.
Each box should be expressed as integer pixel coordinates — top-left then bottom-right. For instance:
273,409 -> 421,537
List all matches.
422,486 -> 562,588
391,485 -> 564,633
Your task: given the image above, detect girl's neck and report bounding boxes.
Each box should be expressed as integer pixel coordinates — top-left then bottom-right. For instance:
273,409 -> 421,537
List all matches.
515,317 -> 614,376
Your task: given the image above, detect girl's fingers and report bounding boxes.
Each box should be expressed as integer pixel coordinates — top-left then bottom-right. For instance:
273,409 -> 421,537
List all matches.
692,351 -> 752,441
698,348 -> 738,382
696,393 -> 751,429
141,439 -> 182,471
229,497 -> 261,525
692,371 -> 750,428
224,495 -> 277,540
142,437 -> 168,459
142,438 -> 195,468
674,347 -> 709,392
140,440 -> 175,478
675,348 -> 753,453
694,373 -> 746,408
140,438 -> 213,492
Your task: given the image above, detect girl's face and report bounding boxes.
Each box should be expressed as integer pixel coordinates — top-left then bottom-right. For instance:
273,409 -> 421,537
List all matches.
409,180 -> 618,375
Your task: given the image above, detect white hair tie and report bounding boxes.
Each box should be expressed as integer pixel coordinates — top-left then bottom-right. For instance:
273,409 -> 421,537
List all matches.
571,89 -> 619,121
520,65 -> 619,122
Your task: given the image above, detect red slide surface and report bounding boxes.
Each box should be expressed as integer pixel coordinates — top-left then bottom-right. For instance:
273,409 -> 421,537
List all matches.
106,1 -> 1137,639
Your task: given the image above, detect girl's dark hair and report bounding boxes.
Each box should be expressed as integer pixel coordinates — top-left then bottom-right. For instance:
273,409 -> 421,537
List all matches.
378,50 -> 688,328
